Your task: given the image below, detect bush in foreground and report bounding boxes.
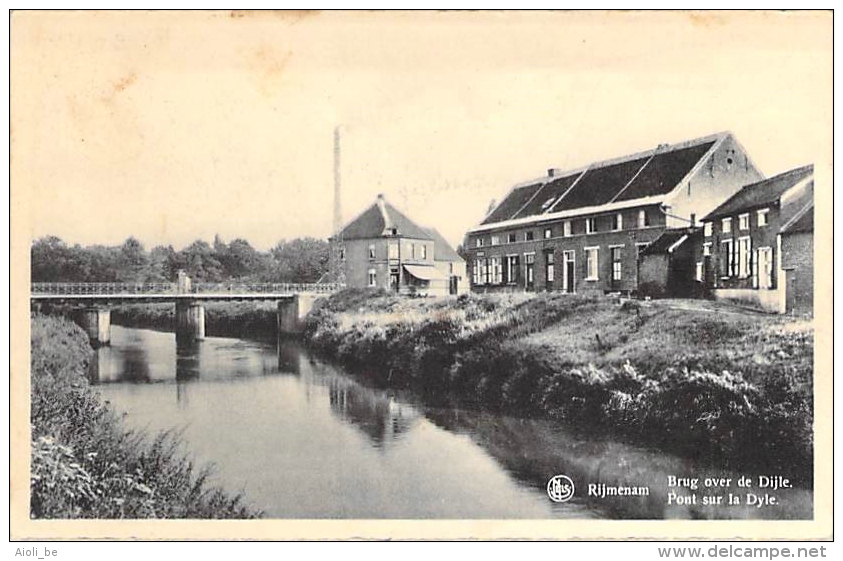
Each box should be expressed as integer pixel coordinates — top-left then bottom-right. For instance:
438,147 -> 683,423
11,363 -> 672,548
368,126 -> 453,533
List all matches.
30,314 -> 260,518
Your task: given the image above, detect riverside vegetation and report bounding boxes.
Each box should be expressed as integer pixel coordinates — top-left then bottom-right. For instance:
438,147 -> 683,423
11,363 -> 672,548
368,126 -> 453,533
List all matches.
30,314 -> 260,518
304,289 -> 814,485
104,288 -> 813,486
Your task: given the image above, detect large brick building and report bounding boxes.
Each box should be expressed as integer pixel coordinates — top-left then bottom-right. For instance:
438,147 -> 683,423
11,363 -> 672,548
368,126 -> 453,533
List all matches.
331,194 -> 467,296
697,165 -> 814,314
464,132 -> 763,294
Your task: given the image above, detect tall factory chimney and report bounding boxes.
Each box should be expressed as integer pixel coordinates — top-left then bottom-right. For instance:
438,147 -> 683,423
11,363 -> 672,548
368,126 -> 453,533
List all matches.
330,126 -> 345,284
333,126 -> 342,236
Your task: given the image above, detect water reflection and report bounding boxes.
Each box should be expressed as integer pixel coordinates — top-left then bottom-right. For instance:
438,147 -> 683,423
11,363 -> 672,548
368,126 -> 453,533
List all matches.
327,378 -> 419,448
92,325 -> 812,519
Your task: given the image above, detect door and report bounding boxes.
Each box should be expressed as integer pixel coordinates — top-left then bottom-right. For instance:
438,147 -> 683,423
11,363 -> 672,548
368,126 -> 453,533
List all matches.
449,275 -> 458,295
525,254 -> 535,291
757,248 -> 772,289
562,251 -> 575,293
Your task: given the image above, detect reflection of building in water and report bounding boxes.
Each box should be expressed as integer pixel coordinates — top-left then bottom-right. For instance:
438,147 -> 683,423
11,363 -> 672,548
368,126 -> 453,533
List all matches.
328,379 -> 419,446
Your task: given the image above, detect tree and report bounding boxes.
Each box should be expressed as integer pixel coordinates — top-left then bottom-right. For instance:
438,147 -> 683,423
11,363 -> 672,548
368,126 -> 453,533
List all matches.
117,237 -> 149,282
268,237 -> 330,283
179,240 -> 224,282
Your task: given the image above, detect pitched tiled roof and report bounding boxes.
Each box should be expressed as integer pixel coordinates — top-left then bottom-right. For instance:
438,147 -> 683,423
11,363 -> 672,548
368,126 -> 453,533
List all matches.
780,203 -> 813,234
421,227 -> 464,262
479,134 -> 723,226
481,182 -> 545,224
613,142 -> 716,202
337,196 -> 433,241
512,173 -> 581,218
639,228 -> 700,256
554,155 -> 653,211
703,165 -> 813,222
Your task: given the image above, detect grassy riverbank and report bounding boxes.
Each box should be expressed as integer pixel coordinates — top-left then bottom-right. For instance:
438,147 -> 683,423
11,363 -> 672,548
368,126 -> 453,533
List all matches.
30,314 -> 261,518
305,289 -> 814,484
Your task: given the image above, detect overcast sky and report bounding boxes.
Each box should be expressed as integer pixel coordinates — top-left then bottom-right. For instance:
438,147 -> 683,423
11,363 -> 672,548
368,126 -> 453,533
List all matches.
12,10 -> 831,251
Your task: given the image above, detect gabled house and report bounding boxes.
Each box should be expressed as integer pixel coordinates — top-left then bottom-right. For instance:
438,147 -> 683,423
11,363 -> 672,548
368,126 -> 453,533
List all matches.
698,164 -> 814,314
331,194 -> 466,296
464,132 -> 763,294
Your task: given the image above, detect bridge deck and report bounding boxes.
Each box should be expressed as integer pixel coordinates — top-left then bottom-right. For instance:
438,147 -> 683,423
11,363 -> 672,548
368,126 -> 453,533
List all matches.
30,282 -> 343,304
30,293 -> 300,302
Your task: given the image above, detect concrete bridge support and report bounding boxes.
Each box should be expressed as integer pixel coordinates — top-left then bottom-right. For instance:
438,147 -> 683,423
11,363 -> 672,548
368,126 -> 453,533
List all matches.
175,301 -> 205,344
77,307 -> 111,347
278,294 -> 316,335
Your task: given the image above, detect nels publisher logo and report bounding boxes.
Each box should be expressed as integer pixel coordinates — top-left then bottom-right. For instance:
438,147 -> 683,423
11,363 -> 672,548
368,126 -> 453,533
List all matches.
547,475 -> 575,503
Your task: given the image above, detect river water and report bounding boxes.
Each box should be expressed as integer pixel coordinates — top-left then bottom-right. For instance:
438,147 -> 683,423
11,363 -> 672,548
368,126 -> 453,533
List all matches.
90,325 -> 812,519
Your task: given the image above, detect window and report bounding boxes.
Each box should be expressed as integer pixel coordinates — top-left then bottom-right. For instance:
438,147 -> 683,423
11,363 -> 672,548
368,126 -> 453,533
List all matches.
339,247 -> 345,261
563,221 -> 572,237
491,235 -> 500,246
506,255 -> 519,284
483,258 -> 491,285
738,237 -> 751,278
585,247 -> 599,280
585,218 -> 596,234
638,209 -> 650,228
368,244 -> 376,260
704,222 -> 713,237
368,268 -> 377,287
490,257 -> 502,284
545,252 -> 555,283
720,239 -> 735,277
739,213 -> 750,231
544,228 -> 552,239
475,238 -> 484,248
525,231 -> 535,241
635,242 -> 649,258
613,213 -> 623,231
696,262 -> 704,282
448,262 -> 454,275
611,247 -> 623,281
472,259 -> 483,285
410,243 -> 416,259
703,242 -> 712,257
722,217 -> 732,235
421,244 -> 427,260
757,208 -> 769,227
388,242 -> 399,259
507,233 -> 517,243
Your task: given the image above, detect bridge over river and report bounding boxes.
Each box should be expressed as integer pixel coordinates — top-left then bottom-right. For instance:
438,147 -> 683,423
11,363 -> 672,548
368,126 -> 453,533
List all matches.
31,280 -> 343,346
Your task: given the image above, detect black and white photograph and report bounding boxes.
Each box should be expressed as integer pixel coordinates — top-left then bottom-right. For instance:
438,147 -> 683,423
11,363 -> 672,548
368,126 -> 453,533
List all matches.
9,9 -> 832,541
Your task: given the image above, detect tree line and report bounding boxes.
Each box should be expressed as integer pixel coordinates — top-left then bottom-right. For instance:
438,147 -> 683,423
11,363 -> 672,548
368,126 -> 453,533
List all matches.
31,235 -> 330,284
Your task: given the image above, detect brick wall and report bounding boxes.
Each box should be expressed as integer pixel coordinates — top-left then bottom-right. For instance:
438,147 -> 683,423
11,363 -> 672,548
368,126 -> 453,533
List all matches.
780,231 -> 813,315
466,204 -> 665,293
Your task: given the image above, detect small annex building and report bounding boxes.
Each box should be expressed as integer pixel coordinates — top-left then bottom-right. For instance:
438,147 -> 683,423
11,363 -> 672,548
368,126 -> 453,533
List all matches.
697,165 -> 814,314
331,194 -> 467,296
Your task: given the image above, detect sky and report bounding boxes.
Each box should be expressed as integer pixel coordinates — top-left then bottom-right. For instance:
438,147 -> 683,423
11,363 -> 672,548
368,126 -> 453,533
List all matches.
11,10 -> 832,251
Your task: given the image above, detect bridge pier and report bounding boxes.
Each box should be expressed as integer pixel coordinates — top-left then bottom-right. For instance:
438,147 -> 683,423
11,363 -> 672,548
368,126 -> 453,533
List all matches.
175,301 -> 205,344
77,307 -> 111,348
278,294 -> 316,335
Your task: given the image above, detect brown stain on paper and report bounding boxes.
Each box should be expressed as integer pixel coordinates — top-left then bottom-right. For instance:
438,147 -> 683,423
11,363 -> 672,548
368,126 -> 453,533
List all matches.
102,71 -> 137,104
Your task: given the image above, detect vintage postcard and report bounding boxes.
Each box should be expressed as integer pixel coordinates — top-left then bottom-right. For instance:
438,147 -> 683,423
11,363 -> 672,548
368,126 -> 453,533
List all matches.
9,10 -> 832,541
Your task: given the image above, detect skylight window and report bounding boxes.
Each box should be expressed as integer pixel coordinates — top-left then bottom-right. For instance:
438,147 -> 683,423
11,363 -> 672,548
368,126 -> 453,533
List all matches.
540,198 -> 555,211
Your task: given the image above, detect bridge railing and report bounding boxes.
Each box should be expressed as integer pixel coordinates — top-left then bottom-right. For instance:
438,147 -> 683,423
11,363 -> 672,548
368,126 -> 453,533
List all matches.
191,282 -> 344,294
31,282 -> 178,295
31,282 -> 345,296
